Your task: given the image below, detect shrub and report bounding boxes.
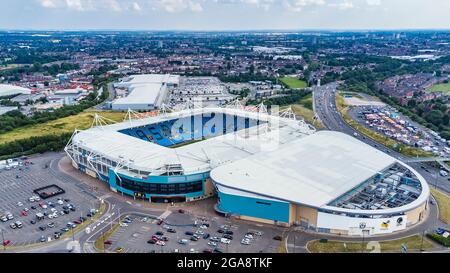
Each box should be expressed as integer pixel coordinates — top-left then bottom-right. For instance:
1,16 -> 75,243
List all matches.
426,233 -> 450,247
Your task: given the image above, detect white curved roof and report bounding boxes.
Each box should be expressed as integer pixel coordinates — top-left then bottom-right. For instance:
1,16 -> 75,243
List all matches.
71,107 -> 315,176
0,84 -> 31,97
211,131 -> 429,214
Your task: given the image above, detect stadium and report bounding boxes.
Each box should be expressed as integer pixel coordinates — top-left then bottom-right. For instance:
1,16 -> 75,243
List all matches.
65,105 -> 430,236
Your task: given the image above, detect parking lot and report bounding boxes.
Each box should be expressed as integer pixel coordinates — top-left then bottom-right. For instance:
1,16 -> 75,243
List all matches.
0,153 -> 99,247
104,211 -> 283,253
348,105 -> 450,156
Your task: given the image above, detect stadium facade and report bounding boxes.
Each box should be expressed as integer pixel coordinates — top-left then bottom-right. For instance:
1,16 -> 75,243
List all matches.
65,106 -> 430,236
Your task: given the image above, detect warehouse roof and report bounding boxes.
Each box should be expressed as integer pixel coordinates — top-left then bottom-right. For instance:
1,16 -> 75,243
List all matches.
113,83 -> 163,106
0,84 -> 31,97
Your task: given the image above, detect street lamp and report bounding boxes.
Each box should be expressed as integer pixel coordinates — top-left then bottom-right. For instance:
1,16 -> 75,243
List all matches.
420,230 -> 426,252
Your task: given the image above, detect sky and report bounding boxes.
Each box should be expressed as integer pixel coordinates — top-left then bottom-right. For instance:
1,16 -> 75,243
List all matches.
1,0 -> 450,31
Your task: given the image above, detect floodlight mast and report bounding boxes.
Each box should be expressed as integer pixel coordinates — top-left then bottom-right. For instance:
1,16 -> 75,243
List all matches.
91,113 -> 117,128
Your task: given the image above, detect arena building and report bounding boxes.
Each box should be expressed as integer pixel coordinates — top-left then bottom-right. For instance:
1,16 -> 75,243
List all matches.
112,74 -> 179,111
65,105 -> 430,236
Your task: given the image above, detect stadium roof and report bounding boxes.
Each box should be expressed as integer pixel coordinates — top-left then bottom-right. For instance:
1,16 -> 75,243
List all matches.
0,84 -> 31,97
211,131 -> 398,208
72,107 -> 315,176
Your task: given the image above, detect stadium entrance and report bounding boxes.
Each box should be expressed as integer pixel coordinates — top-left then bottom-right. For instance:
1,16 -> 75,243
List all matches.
151,196 -> 186,203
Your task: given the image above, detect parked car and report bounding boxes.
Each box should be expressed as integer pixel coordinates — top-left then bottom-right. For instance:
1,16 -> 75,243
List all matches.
195,229 -> 205,235
2,240 -> 11,246
190,236 -> 199,241
155,231 -> 164,236
115,247 -> 124,253
104,240 -> 112,245
223,234 -> 233,240
210,237 -> 220,242
15,221 -> 23,228
436,228 -> 447,235
185,231 -> 194,236
167,228 -> 176,233
178,239 -> 188,245
203,233 -> 210,240
273,235 -> 282,241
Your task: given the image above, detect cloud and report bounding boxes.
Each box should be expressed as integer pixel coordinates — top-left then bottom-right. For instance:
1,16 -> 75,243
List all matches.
131,2 -> 142,11
283,0 -> 326,12
153,0 -> 204,13
329,0 -> 354,10
366,0 -> 381,6
39,0 -> 58,8
36,0 -> 380,14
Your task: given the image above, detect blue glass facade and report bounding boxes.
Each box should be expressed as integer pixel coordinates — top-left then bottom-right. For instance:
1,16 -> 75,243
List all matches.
107,169 -> 209,201
217,189 -> 290,223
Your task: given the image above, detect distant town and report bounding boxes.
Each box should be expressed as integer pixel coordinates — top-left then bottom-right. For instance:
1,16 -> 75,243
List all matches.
1,30 -> 450,255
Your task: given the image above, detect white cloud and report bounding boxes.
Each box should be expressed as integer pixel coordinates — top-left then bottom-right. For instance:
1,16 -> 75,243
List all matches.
153,0 -> 204,13
39,0 -> 58,8
329,0 -> 354,10
65,0 -> 88,11
36,0 -> 380,14
131,2 -> 142,11
366,0 -> 381,6
104,0 -> 122,12
283,0 -> 326,12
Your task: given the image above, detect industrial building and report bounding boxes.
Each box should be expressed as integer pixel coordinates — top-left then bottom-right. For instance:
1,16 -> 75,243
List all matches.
112,74 -> 180,111
65,105 -> 430,236
0,84 -> 31,97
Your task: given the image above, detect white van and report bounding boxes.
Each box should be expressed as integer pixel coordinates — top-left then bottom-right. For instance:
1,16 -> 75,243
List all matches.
440,170 -> 448,177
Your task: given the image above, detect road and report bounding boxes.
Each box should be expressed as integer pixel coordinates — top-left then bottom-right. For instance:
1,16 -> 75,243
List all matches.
312,82 -> 450,194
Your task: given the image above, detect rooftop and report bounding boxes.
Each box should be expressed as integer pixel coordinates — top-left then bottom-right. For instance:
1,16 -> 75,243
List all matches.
211,131 -> 400,208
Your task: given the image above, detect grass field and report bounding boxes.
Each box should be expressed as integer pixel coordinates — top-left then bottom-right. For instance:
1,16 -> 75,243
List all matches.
307,235 -> 434,253
430,188 -> 450,224
94,221 -> 121,252
279,77 -> 307,89
290,104 -> 325,129
299,94 -> 313,110
427,82 -> 450,94
336,92 -> 433,158
0,110 -> 126,145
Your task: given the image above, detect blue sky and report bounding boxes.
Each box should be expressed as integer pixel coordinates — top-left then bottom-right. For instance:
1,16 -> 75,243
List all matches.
1,0 -> 450,30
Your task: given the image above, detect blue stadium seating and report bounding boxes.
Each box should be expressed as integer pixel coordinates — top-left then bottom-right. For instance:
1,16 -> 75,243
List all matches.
119,113 -> 259,147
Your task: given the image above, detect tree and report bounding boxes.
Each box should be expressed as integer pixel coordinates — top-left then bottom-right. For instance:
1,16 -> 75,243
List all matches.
425,110 -> 444,126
